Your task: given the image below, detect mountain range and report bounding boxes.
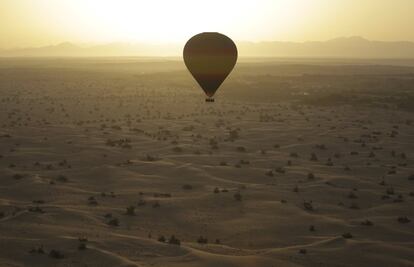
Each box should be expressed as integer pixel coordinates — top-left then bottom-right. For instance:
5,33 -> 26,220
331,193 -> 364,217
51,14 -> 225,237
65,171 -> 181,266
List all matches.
1,37 -> 414,58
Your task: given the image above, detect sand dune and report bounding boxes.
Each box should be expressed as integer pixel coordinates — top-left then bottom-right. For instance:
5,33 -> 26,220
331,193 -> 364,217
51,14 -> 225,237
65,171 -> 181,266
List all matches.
0,58 -> 413,267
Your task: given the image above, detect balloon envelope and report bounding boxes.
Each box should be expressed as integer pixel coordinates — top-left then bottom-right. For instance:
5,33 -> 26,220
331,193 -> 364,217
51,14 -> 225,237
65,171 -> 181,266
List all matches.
184,32 -> 238,98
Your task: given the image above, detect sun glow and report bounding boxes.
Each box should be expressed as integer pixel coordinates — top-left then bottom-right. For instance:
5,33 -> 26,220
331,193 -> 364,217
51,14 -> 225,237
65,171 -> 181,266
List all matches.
2,0 -> 414,49
31,0 -> 259,43
21,0 -> 314,45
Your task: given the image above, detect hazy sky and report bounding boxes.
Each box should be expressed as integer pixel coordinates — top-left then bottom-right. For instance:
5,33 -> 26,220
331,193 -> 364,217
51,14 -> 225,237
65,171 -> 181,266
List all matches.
1,0 -> 414,49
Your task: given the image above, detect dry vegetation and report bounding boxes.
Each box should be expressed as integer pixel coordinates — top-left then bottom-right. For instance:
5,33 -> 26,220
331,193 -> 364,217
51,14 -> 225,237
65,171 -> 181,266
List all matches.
0,58 -> 413,267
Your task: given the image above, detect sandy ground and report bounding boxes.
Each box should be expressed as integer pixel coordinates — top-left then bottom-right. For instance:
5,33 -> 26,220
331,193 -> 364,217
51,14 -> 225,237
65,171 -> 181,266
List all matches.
0,60 -> 413,267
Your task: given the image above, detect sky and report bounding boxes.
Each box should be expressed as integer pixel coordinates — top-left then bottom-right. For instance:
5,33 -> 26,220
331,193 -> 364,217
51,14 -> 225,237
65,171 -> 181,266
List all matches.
1,0 -> 414,49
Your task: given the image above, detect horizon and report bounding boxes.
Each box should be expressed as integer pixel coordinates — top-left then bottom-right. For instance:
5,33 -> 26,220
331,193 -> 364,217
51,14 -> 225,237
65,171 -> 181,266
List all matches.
2,35 -> 414,50
2,36 -> 414,59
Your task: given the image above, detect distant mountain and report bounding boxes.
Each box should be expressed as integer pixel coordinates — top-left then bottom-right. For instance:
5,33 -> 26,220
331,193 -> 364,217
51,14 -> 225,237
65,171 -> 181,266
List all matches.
239,36 -> 414,58
1,37 -> 414,58
0,42 -> 182,57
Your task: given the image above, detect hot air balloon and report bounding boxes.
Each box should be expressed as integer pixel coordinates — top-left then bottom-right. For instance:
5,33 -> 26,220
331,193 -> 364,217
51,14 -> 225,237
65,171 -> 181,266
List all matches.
184,32 -> 238,102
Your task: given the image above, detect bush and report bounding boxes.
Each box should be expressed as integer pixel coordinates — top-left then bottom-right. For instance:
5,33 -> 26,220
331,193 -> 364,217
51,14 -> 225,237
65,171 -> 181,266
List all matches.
88,196 -> 98,206
197,236 -> 208,244
126,206 -> 135,216
342,233 -> 353,239
49,249 -> 64,259
361,220 -> 374,226
168,235 -> 181,245
303,201 -> 313,211
56,175 -> 68,182
13,174 -> 24,180
107,218 -> 119,226
236,146 -> 246,152
398,216 -> 411,224
234,192 -> 242,201
182,184 -> 193,190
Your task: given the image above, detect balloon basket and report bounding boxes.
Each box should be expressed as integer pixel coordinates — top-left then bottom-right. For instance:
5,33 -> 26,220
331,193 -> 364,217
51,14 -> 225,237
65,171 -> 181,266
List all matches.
205,98 -> 215,103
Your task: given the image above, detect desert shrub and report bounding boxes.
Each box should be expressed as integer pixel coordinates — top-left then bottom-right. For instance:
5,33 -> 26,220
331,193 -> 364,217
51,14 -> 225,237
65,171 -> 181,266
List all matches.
126,206 -> 135,216
299,249 -> 307,254
49,249 -> 64,259
56,175 -> 68,182
182,184 -> 193,190
344,165 -> 351,171
158,235 -> 166,242
13,174 -> 24,180
326,159 -> 334,166
197,236 -> 208,244
303,201 -> 313,211
275,167 -> 285,174
168,235 -> 181,245
315,144 -> 326,150
307,172 -> 315,180
144,154 -> 159,162
236,146 -> 246,152
234,192 -> 242,201
310,153 -> 318,161
30,246 -> 45,254
342,233 -> 353,239
290,152 -> 299,158
361,220 -> 374,226
348,191 -> 358,199
107,218 -> 119,226
293,185 -> 299,193
398,216 -> 411,224
386,187 -> 395,195
88,196 -> 98,205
